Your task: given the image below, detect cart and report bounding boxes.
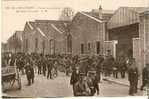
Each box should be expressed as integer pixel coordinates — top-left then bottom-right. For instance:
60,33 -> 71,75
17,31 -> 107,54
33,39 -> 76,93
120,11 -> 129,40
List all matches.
2,66 -> 21,92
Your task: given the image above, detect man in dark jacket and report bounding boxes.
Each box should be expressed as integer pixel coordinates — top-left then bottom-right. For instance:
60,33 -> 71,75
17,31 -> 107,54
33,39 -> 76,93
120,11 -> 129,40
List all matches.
37,59 -> 42,74
140,63 -> 149,90
128,58 -> 139,95
47,59 -> 53,79
42,58 -> 47,76
70,66 -> 80,96
30,65 -> 35,84
25,62 -> 33,85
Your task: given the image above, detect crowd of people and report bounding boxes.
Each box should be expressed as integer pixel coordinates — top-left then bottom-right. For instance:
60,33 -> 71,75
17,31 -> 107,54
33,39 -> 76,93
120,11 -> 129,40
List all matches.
2,52 -> 149,96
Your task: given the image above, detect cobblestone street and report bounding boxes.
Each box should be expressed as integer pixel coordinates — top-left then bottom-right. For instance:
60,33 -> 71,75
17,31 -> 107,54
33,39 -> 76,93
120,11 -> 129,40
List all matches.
4,72 -> 144,97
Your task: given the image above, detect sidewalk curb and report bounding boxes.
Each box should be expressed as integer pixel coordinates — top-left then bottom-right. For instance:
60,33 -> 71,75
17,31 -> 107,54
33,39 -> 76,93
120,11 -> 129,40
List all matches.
103,78 -> 141,90
103,78 -> 129,87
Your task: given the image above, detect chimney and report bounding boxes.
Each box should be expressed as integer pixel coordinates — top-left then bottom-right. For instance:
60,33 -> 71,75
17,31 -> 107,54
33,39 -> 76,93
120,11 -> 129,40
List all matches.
99,5 -> 102,19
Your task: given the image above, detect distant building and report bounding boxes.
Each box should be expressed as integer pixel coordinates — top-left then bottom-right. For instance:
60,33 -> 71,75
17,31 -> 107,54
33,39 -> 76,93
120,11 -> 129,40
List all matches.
139,11 -> 149,66
1,42 -> 8,53
107,7 -> 148,73
6,6 -> 148,70
7,31 -> 23,53
69,6 -> 114,55
22,20 -> 70,55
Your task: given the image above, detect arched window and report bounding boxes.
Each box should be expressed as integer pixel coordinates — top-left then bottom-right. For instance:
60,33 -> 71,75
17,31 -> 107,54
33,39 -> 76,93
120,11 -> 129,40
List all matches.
96,41 -> 100,54
81,43 -> 84,54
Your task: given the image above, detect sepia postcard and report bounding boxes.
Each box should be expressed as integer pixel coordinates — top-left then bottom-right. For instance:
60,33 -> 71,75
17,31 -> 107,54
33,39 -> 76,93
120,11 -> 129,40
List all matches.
1,0 -> 149,98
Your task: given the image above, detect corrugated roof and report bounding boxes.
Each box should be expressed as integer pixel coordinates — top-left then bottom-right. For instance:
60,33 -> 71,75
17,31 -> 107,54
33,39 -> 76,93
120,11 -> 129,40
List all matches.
125,7 -> 148,14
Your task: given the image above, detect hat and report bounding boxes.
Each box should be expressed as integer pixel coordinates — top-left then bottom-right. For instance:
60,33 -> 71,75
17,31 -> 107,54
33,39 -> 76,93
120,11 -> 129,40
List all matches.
88,70 -> 96,74
79,73 -> 86,77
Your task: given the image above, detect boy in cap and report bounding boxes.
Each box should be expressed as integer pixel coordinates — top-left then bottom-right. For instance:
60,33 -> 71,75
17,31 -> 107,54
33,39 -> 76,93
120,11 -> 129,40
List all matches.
73,73 -> 90,96
86,70 -> 99,96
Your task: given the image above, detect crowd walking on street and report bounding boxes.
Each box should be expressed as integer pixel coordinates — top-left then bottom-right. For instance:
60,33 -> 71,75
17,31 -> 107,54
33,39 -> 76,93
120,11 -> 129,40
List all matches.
2,52 -> 149,96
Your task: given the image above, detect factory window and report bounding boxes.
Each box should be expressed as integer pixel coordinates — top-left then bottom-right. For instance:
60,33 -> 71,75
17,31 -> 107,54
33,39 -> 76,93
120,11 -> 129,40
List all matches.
81,43 -> 84,54
67,34 -> 72,53
25,39 -> 28,52
96,41 -> 100,54
42,40 -> 45,54
88,43 -> 91,51
35,38 -> 38,50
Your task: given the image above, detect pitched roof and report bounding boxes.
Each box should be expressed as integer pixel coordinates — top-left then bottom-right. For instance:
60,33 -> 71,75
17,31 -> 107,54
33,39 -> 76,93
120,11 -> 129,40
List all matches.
34,20 -> 68,38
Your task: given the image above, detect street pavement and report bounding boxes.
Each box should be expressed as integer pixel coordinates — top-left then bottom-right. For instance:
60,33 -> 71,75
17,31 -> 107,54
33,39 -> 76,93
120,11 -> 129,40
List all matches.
4,72 -> 144,97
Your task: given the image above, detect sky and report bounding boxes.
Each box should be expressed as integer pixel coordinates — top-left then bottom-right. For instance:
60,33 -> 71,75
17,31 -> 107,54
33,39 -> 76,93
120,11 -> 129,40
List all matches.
1,0 -> 149,43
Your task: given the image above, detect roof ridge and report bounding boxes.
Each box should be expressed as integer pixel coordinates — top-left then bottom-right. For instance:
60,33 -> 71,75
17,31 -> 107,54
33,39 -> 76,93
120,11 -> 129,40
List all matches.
80,12 -> 103,23
37,27 -> 46,37
51,24 -> 63,34
27,22 -> 33,30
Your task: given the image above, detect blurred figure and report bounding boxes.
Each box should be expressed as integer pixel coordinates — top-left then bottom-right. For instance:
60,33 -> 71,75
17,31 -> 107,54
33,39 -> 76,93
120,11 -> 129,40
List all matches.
42,58 -> 47,77
70,66 -> 80,96
112,60 -> 119,79
140,63 -> 149,90
86,71 -> 99,96
96,56 -> 104,82
120,57 -> 127,78
37,59 -> 42,75
47,59 -> 53,79
25,62 -> 34,86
